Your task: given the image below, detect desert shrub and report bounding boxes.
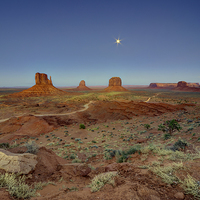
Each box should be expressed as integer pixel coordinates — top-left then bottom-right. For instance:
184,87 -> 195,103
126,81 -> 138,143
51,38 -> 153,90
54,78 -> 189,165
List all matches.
158,119 -> 182,135
79,124 -> 85,129
24,140 -> 39,154
104,149 -> 121,160
0,142 -> 9,149
0,173 -> 37,199
144,124 -> 150,130
181,174 -> 200,198
69,154 -> 76,159
172,139 -> 188,151
150,162 -> 183,185
89,172 -> 117,192
72,158 -> 82,163
116,146 -> 141,163
163,133 -> 171,140
9,141 -> 19,148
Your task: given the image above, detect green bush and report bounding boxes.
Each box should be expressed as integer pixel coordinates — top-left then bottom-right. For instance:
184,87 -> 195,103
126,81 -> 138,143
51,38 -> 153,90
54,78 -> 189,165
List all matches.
116,146 -> 140,163
0,143 -> 9,149
163,133 -> 171,140
158,119 -> 182,135
172,139 -> 188,151
144,124 -> 150,130
79,124 -> 85,129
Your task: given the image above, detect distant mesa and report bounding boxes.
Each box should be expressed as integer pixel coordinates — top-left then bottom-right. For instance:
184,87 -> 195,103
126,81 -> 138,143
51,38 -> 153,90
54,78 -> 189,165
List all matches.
104,77 -> 128,92
76,80 -> 91,91
174,80 -> 200,92
7,72 -> 67,97
149,83 -> 177,88
149,82 -> 199,89
177,81 -> 188,88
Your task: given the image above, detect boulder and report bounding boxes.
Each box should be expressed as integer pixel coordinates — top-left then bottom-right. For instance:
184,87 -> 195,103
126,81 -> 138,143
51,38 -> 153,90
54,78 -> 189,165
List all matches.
0,149 -> 37,174
104,77 -> 127,91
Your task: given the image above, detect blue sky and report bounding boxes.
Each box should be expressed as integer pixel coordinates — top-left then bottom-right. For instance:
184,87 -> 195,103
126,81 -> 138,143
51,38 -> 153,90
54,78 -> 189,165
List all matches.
0,0 -> 200,87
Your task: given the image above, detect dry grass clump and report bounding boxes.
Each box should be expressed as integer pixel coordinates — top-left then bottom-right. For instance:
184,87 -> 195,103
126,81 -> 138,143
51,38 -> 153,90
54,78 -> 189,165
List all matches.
181,174 -> 200,198
89,172 -> 117,192
0,172 -> 55,199
24,140 -> 39,154
0,173 -> 37,199
150,162 -> 183,185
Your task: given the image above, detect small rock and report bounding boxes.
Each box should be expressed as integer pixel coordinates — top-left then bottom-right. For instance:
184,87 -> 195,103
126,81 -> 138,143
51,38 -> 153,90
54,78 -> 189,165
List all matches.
105,163 -> 118,172
75,164 -> 91,176
174,192 -> 185,199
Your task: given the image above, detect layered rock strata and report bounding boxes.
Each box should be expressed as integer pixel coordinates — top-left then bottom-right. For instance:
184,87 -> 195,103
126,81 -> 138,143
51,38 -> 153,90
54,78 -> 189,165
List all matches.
76,80 -> 91,90
104,77 -> 127,91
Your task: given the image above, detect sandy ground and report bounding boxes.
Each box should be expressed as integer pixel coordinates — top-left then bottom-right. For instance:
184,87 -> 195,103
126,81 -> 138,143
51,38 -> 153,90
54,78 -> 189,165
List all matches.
0,89 -> 200,199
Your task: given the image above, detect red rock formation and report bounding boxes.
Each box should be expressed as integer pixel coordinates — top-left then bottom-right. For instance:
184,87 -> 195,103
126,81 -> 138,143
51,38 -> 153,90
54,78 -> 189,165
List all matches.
188,83 -> 199,87
35,73 -> 53,85
149,82 -> 200,89
76,80 -> 91,91
174,81 -> 200,92
104,77 -> 127,92
177,81 -> 188,87
7,73 -> 67,97
149,83 -> 177,88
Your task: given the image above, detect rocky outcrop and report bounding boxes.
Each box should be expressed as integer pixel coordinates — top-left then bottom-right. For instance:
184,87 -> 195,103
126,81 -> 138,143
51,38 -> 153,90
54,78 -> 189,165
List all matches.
0,149 -> 37,174
174,81 -> 200,92
104,77 -> 127,91
188,82 -> 200,87
149,82 -> 200,89
7,73 -> 67,97
149,83 -> 177,88
35,72 -> 52,85
109,77 -> 122,86
177,81 -> 188,88
76,80 -> 91,91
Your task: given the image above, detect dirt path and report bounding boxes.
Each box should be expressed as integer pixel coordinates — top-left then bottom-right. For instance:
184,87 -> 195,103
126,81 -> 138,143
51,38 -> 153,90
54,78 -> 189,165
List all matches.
144,93 -> 160,103
0,101 -> 94,123
0,94 -> 160,123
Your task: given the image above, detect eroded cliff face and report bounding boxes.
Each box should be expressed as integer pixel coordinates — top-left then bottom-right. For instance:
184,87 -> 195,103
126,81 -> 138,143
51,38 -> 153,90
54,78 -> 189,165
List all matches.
149,82 -> 199,89
35,73 -> 52,85
149,83 -> 177,88
109,77 -> 122,86
104,77 -> 127,92
76,80 -> 91,91
7,73 -> 67,97
177,81 -> 188,88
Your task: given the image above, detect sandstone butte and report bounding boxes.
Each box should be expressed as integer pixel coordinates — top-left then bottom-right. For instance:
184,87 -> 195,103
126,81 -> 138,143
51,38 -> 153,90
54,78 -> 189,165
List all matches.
173,81 -> 200,92
104,77 -> 128,92
7,72 -> 67,97
76,80 -> 91,91
149,82 -> 199,88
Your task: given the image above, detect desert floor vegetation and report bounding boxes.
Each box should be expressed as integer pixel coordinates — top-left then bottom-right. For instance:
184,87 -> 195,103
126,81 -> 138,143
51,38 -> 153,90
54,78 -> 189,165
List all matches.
0,88 -> 200,199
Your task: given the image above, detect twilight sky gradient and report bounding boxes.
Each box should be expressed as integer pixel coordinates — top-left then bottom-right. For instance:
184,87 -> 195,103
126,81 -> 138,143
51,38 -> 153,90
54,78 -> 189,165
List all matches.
0,0 -> 200,87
